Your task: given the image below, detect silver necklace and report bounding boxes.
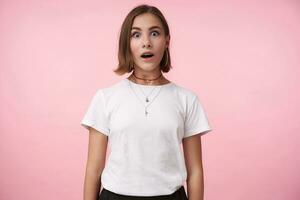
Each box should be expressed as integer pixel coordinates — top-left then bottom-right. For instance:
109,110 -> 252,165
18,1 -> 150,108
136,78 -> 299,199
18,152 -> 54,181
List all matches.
137,85 -> 157,103
128,80 -> 164,117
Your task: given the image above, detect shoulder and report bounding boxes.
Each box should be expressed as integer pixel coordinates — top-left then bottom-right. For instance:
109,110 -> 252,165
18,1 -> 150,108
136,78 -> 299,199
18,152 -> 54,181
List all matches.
173,83 -> 198,102
95,79 -> 127,99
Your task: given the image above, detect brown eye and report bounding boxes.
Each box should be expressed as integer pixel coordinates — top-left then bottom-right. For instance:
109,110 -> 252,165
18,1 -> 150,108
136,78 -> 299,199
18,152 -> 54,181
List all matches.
131,32 -> 140,38
151,31 -> 160,36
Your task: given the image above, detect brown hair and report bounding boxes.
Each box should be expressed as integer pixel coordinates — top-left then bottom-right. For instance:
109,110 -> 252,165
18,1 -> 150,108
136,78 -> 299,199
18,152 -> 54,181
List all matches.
113,4 -> 172,75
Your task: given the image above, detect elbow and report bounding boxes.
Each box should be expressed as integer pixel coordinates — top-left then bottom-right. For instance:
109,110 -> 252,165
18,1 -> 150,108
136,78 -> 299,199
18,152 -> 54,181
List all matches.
187,167 -> 203,180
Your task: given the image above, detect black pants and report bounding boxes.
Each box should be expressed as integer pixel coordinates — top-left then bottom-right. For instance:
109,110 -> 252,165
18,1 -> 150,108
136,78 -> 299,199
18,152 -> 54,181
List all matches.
98,186 -> 188,200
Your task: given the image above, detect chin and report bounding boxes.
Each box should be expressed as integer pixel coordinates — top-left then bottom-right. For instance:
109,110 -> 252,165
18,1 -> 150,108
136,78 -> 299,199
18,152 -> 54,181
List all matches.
137,63 -> 159,71
143,66 -> 159,72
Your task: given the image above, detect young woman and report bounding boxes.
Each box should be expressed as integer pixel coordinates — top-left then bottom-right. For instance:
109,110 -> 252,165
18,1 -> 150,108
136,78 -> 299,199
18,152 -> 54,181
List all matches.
81,4 -> 212,200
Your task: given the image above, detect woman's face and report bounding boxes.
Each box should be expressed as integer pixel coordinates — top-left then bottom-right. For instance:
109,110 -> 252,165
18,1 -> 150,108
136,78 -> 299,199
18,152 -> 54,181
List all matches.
130,13 -> 169,72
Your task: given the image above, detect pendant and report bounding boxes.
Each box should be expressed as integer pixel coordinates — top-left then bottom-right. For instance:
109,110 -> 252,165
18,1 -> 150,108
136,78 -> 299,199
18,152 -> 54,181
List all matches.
146,97 -> 149,102
145,108 -> 148,116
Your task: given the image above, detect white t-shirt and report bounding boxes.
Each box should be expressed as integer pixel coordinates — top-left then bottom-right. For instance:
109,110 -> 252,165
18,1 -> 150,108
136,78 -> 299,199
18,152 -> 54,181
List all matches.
81,78 -> 212,196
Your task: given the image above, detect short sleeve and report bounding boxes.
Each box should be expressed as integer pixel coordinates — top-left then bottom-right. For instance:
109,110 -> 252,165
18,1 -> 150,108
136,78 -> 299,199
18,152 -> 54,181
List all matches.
183,95 -> 212,138
81,89 -> 110,136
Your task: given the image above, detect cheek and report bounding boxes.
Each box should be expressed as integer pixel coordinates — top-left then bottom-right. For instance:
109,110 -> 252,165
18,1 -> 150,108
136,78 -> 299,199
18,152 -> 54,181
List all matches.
155,43 -> 166,56
154,39 -> 166,51
130,40 -> 139,56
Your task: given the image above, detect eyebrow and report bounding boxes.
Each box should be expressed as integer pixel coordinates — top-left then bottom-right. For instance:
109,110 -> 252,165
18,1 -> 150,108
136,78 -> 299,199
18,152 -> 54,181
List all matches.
131,26 -> 162,31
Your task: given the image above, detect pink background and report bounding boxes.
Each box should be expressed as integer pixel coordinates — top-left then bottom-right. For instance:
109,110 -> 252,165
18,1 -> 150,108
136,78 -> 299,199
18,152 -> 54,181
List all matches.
1,0 -> 299,199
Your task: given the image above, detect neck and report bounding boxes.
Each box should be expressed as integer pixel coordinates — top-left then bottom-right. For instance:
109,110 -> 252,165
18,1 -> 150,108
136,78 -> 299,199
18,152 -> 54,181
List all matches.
129,71 -> 165,85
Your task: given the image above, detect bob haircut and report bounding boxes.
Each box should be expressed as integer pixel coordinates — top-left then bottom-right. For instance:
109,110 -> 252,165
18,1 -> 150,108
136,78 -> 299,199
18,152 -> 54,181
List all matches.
113,4 -> 172,75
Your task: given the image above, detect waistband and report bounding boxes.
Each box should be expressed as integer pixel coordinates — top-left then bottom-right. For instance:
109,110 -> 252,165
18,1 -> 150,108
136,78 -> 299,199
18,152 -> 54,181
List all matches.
100,185 -> 187,200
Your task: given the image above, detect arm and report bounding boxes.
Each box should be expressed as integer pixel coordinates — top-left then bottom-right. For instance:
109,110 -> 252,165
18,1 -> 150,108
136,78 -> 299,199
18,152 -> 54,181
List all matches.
83,127 -> 108,200
182,134 -> 204,200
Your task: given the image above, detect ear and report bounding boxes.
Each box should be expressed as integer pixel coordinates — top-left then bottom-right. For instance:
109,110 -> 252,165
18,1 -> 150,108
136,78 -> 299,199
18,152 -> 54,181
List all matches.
165,35 -> 170,48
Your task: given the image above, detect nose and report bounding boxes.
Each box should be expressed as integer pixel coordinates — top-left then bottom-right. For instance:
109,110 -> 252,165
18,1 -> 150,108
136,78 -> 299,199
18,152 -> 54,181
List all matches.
142,35 -> 151,48
143,43 -> 151,48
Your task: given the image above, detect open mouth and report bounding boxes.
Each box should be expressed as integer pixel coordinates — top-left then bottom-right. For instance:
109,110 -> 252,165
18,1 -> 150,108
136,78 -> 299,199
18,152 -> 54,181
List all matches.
140,53 -> 154,58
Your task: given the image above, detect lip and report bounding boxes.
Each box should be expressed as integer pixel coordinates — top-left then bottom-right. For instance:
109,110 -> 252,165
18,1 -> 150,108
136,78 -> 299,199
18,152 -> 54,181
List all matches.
141,51 -> 154,56
141,54 -> 155,62
140,51 -> 155,62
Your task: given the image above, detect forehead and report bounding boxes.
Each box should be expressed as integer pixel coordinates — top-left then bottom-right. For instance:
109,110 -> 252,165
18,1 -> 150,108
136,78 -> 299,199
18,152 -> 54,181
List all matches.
131,13 -> 163,30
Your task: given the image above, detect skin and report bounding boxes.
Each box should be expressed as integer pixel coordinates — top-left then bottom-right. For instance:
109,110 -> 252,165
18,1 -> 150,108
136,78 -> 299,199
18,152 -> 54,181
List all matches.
83,12 -> 205,200
127,12 -> 170,85
183,134 -> 205,200
83,128 -> 107,200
